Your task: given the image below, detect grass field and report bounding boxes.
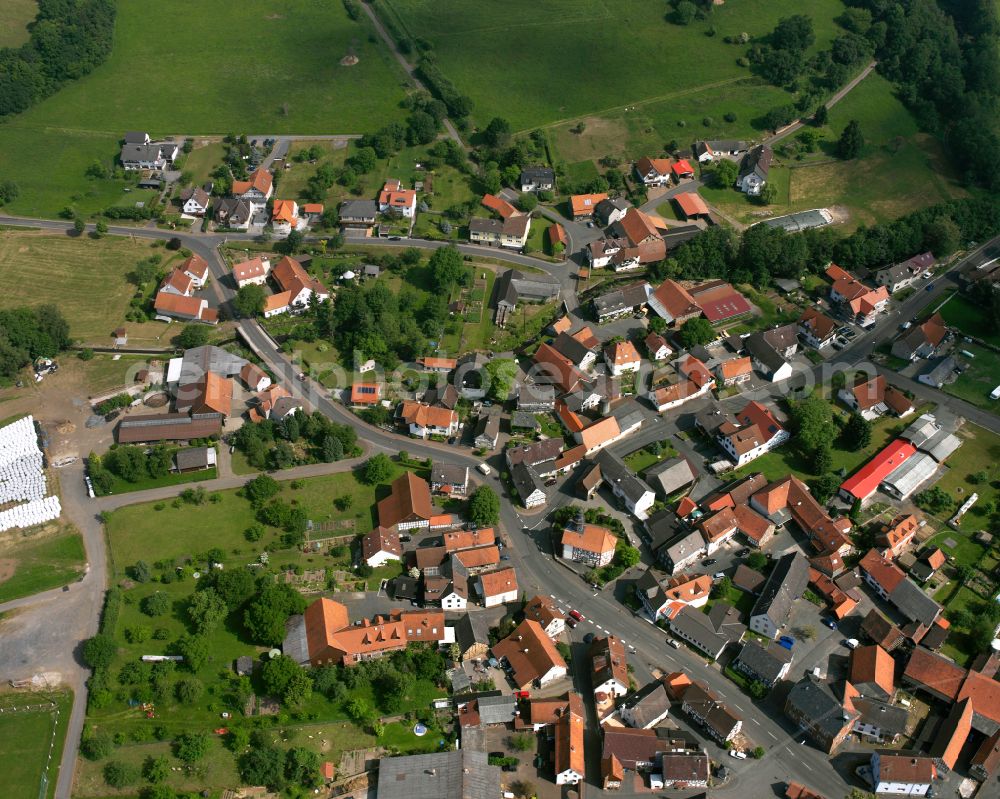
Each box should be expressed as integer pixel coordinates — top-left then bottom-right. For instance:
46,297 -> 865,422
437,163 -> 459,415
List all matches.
0,526 -> 87,604
0,691 -> 73,799
0,232 -> 166,342
83,355 -> 160,395
0,0 -> 36,48
927,422 -> 1000,532
385,0 -> 845,131
943,342 -> 1000,413
0,0 -> 410,218
936,293 -> 1000,347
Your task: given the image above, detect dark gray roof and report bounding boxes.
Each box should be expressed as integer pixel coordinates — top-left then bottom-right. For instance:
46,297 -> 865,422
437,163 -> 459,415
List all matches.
750,552 -> 809,628
785,677 -> 857,739
431,463 -> 468,486
214,197 -> 253,225
282,614 -> 309,665
620,680 -> 671,727
738,144 -> 773,182
888,578 -> 941,626
660,225 -> 703,249
179,345 -> 248,385
510,462 -> 545,502
761,323 -> 799,352
732,640 -> 792,686
593,282 -> 650,317
609,399 -> 645,432
520,166 -> 554,183
476,694 -> 517,725
474,412 -> 500,443
469,217 -> 504,236
516,382 -> 555,408
656,527 -> 704,569
340,199 -> 379,219
745,332 -> 786,373
494,269 -> 559,309
669,603 -> 745,656
124,131 -> 149,144
695,404 -> 733,436
392,575 -> 420,601
376,750 -> 500,799
645,456 -> 696,497
510,410 -> 540,430
121,142 -> 175,163
506,438 -> 562,467
424,383 -> 459,410
552,332 -> 594,365
853,697 -> 908,737
454,613 -> 490,654
174,446 -> 213,471
595,450 -> 652,504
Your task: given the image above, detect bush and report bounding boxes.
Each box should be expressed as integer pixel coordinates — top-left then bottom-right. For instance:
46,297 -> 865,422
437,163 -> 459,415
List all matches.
81,733 -> 114,760
103,760 -> 139,788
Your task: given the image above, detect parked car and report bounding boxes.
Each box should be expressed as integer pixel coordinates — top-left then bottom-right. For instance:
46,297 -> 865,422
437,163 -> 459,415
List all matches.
713,572 -> 726,579
735,548 -> 750,558
583,632 -> 595,644
702,558 -> 717,566
478,463 -> 492,475
568,609 -> 583,622
729,750 -> 747,760
925,283 -> 935,291
844,638 -> 860,649
667,637 -> 681,649
778,635 -> 795,650
824,618 -> 838,629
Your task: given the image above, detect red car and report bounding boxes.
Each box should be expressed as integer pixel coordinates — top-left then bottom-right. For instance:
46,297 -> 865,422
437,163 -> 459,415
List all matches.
568,609 -> 583,622
514,690 -> 530,699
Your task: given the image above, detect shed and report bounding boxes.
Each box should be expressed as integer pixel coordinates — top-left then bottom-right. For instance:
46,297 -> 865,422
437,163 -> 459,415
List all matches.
235,655 -> 254,676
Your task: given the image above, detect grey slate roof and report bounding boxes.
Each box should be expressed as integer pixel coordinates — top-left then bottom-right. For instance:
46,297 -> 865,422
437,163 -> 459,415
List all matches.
510,410 -> 540,430
431,463 -> 469,487
645,456 -> 696,497
510,461 -> 546,503
609,399 -> 645,432
643,509 -> 686,551
454,613 -> 490,656
552,332 -> 594,365
853,697 -> 908,738
592,282 -> 650,318
750,552 -> 809,629
669,603 -> 745,657
620,680 -> 671,728
375,750 -> 500,799
175,446 -> 213,471
494,269 -> 560,309
282,614 -> 309,665
340,199 -> 379,219
738,144 -> 773,182
657,529 -> 705,571
888,578 -> 942,626
595,449 -> 652,505
476,694 -> 517,725
745,331 -> 787,374
785,677 -> 857,740
520,166 -> 554,184
516,382 -> 555,409
732,640 -> 792,686
178,345 -> 248,385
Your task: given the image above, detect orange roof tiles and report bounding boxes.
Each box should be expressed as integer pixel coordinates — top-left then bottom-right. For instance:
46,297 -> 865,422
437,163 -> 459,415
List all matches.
231,167 -> 273,196
533,343 -> 584,393
554,692 -> 585,778
154,292 -> 206,319
160,269 -> 193,295
232,256 -> 269,283
548,223 -> 568,246
453,545 -> 501,569
570,325 -> 600,349
636,156 -> 673,177
579,416 -> 621,451
264,291 -> 292,314
524,595 -> 566,628
673,192 -> 710,217
562,523 -> 617,556
672,159 -> 694,176
377,471 -> 433,529
651,279 -> 701,320
492,619 -> 567,687
482,193 -> 518,219
605,339 -> 641,366
302,203 -> 324,214
480,566 -> 518,598
272,199 -> 298,224
859,549 -> 906,593
399,401 -> 457,430
676,496 -> 698,518
718,356 -> 752,380
272,255 -> 327,299
571,192 -> 609,217
180,253 -> 209,280
850,644 -> 895,696
350,382 -> 382,405
419,356 -> 458,370
443,527 -> 495,552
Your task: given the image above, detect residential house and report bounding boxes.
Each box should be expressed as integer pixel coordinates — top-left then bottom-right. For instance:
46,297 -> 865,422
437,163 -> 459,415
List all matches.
159,268 -> 194,297
270,255 -> 329,311
748,552 -> 809,639
214,197 -> 253,231
492,619 -> 568,688
876,514 -> 919,559
377,472 -> 434,531
153,293 -> 218,324
590,636 -> 629,699
601,728 -> 661,773
453,613 -> 490,662
120,136 -> 178,170
918,356 -> 961,389
561,522 -> 617,567
645,332 -> 672,361
520,166 -> 554,192
179,254 -> 210,289
838,375 -> 914,421
644,456 -> 696,499
798,307 -> 838,349
673,191 -> 710,220
908,547 -> 947,583
505,438 -> 563,476
660,750 -> 710,789
715,356 -> 752,386
870,752 -> 935,796
473,408 -> 500,450
288,598 -> 448,667
669,602 -> 746,660
731,640 -> 793,688
605,340 -> 642,376
482,193 -> 518,219
552,330 -> 599,370
826,264 -> 889,325
232,256 -> 270,288
892,314 -> 948,361
619,680 -> 672,729
750,474 -> 852,556
271,199 -> 299,236
716,400 -> 789,467
593,281 -> 650,322
478,567 -> 518,608
698,508 -> 740,554
516,383 -> 555,411
494,268 -> 560,313
523,595 -> 566,639
339,199 -> 379,229
180,187 -> 210,216
681,681 -> 743,742
361,527 -> 402,568
634,156 -> 674,186
443,528 -> 496,554
231,168 -> 273,209
611,208 -> 668,263
850,645 -> 896,700
594,449 -> 656,520
595,197 -> 632,226
636,571 -> 711,622
859,549 -> 942,635
510,462 -> 546,509
694,139 -> 748,162
737,145 -> 772,195
554,693 -> 585,785
652,525 -> 706,575
875,252 -> 935,294
469,215 -> 531,249
349,382 -> 382,407
397,401 -> 459,439
861,609 -> 906,652
784,677 -> 857,753
570,192 -> 609,219
378,179 -> 417,218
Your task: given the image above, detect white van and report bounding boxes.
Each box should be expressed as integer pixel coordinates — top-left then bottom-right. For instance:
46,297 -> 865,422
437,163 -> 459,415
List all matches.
477,463 -> 491,476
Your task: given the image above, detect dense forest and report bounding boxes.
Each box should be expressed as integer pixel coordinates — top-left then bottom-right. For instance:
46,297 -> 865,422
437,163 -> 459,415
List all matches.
0,0 -> 116,118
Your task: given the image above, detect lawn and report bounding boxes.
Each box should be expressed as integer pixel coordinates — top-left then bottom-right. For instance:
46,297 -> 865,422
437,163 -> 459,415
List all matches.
0,232 -> 168,342
936,293 -> 1000,348
0,690 -> 73,799
0,0 -> 410,219
83,355 -> 160,396
0,0 -> 36,48
384,0 -> 845,130
176,140 -> 227,189
623,446 -> 675,476
99,464 -> 218,497
926,422 -> 1000,533
943,342 -> 1000,413
0,526 -> 87,604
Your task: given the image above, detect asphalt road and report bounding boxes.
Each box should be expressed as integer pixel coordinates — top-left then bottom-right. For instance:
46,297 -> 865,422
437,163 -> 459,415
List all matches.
1,213 -> 998,797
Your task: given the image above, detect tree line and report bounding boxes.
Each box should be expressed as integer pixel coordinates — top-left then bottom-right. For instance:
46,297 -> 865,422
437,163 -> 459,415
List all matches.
651,195 -> 1000,289
0,304 -> 71,379
0,0 -> 116,118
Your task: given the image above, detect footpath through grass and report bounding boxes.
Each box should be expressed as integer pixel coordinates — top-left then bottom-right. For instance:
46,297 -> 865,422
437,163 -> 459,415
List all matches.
0,527 -> 87,604
0,690 -> 73,799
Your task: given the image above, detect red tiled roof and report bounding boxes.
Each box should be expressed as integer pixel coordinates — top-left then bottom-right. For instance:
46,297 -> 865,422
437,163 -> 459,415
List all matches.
377,472 -> 433,529
482,193 -> 518,220
904,647 -> 966,701
533,343 -> 584,393
850,644 -> 895,696
350,382 -> 381,405
673,192 -> 710,217
672,159 -> 694,176
570,193 -> 609,217
692,282 -> 753,323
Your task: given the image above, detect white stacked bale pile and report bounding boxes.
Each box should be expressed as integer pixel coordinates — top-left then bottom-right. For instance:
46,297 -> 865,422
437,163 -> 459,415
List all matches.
0,415 -> 61,532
